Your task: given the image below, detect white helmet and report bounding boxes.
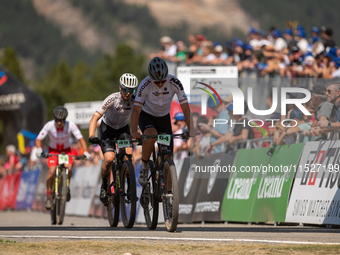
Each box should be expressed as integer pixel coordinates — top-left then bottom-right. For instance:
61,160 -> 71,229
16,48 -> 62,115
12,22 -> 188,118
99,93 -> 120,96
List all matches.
148,57 -> 168,81
119,73 -> 138,89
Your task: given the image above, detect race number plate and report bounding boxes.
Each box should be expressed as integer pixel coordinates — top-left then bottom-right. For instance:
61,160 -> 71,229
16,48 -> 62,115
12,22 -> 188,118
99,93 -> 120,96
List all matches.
157,134 -> 171,146
117,140 -> 130,149
58,154 -> 69,165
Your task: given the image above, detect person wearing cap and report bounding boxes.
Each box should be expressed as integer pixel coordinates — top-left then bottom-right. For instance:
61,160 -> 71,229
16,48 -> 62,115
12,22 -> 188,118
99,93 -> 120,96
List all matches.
209,44 -> 228,65
198,95 -> 231,154
0,145 -> 19,176
150,36 -> 177,60
88,73 -> 139,206
275,108 -> 311,145
172,112 -> 189,160
206,101 -> 254,152
304,84 -> 332,138
283,28 -> 297,51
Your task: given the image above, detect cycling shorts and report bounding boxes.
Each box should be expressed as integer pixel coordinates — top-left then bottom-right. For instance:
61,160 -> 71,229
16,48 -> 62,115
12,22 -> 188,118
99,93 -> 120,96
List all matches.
48,147 -> 73,167
139,110 -> 173,152
99,121 -> 131,154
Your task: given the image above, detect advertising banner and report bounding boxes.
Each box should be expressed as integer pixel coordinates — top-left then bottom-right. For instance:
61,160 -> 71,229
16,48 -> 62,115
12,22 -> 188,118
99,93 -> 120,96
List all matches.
286,141 -> 340,225
32,165 -> 49,211
0,172 -> 22,210
66,165 -> 100,216
178,152 -> 235,223
16,169 -> 41,209
221,143 -> 304,222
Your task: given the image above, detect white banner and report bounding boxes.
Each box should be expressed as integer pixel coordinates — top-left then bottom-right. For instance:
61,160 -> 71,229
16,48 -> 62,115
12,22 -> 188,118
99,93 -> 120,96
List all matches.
64,101 -> 101,128
177,66 -> 238,104
286,141 -> 340,225
66,165 -> 100,216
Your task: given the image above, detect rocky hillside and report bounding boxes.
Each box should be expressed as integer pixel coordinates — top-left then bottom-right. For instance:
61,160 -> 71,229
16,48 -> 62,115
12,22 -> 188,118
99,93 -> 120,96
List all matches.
124,0 -> 259,34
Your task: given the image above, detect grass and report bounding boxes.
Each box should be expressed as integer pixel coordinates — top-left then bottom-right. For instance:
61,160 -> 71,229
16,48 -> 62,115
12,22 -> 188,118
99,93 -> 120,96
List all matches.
0,240 -> 340,254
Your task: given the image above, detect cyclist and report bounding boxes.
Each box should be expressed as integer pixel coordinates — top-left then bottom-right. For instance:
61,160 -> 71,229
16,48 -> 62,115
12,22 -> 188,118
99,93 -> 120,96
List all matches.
88,73 -> 139,205
131,57 -> 193,187
35,106 -> 90,210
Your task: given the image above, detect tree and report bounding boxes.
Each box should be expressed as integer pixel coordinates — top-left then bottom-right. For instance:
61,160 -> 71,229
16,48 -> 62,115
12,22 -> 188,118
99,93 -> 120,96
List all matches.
1,47 -> 25,82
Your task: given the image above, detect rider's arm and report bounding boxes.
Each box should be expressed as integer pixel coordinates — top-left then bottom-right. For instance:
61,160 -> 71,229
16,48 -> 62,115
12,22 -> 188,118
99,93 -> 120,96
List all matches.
89,112 -> 102,137
35,138 -> 42,149
131,105 -> 142,134
78,137 -> 88,153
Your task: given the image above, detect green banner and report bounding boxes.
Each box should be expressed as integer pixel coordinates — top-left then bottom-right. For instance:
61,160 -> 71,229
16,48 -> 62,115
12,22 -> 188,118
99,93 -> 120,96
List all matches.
221,143 -> 304,222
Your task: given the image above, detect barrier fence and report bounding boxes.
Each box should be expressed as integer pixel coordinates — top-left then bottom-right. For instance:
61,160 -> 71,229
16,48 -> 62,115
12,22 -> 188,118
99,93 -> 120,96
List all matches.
2,139 -> 340,227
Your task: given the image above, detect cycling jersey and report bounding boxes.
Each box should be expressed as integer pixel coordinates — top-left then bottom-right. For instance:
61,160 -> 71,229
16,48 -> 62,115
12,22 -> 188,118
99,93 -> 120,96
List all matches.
96,92 -> 135,129
36,120 -> 83,150
134,74 -> 188,117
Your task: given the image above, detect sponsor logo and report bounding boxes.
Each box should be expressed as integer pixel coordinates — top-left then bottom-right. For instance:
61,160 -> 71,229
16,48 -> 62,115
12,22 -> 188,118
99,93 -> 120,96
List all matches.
138,80 -> 151,97
152,91 -> 170,96
102,96 -> 116,111
196,82 -> 222,107
170,77 -> 183,90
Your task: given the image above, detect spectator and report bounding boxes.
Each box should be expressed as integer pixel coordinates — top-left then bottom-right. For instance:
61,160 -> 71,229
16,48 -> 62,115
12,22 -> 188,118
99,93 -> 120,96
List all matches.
275,108 -> 311,145
198,95 -> 232,154
0,145 -> 19,175
194,116 -> 211,158
173,112 -> 189,160
150,36 -> 177,60
206,101 -> 254,152
318,82 -> 340,131
321,26 -> 336,48
304,84 -> 332,139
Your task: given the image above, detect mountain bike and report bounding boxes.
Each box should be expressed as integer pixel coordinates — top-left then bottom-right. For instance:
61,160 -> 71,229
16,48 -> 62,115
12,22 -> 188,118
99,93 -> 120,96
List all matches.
139,133 -> 189,232
42,152 -> 85,225
90,137 -> 138,228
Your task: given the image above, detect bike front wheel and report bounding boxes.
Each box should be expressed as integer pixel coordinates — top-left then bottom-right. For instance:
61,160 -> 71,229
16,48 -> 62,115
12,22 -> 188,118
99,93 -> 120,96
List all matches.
107,169 -> 120,227
53,170 -> 67,225
162,159 -> 179,232
141,160 -> 159,230
120,160 -> 137,228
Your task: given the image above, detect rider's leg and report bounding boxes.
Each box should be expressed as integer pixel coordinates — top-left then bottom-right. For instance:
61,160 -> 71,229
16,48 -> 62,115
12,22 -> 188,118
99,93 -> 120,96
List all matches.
102,151 -> 115,188
139,128 -> 157,186
46,166 -> 56,198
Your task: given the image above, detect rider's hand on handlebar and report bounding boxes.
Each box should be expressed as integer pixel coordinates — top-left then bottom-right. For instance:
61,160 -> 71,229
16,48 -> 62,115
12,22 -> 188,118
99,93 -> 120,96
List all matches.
89,137 -> 101,144
83,151 -> 91,160
35,147 -> 43,157
131,131 -> 141,139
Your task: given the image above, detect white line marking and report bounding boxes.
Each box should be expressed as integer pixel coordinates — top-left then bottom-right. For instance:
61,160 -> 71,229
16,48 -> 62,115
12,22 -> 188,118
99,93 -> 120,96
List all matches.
1,235 -> 340,245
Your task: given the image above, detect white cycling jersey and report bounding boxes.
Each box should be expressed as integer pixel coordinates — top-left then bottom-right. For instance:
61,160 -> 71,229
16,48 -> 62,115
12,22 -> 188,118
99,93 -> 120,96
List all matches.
134,74 -> 188,117
36,120 -> 83,150
96,92 -> 134,129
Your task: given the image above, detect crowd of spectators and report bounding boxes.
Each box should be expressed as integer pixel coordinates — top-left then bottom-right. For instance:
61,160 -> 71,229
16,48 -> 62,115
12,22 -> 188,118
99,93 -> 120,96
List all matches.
151,25 -> 340,79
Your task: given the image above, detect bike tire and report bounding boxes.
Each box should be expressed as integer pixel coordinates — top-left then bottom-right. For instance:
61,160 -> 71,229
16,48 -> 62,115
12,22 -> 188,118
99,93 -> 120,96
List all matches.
107,168 -> 120,227
162,159 -> 179,232
50,187 -> 57,225
120,160 -> 137,228
57,170 -> 67,225
141,160 -> 159,230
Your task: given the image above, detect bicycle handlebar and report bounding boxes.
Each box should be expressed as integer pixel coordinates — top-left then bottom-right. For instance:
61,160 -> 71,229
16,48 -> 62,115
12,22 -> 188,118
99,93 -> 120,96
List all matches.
42,153 -> 86,160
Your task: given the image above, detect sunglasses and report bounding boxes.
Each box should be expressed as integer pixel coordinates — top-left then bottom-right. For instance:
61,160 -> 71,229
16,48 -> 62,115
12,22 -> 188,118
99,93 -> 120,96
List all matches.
154,79 -> 167,85
121,87 -> 135,94
55,118 -> 65,123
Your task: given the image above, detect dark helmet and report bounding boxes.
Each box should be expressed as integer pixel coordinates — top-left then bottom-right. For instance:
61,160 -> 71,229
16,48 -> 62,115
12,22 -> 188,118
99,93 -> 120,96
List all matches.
148,57 -> 168,81
53,106 -> 68,120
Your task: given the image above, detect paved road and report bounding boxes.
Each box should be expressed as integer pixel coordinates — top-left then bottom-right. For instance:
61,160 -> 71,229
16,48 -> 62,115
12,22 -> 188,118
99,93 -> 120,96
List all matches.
1,211 -> 340,244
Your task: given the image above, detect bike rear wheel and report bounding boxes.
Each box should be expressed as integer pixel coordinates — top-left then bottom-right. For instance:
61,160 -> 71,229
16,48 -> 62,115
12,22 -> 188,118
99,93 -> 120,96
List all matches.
107,167 -> 120,227
120,160 -> 137,228
141,160 -> 159,230
55,170 -> 67,225
162,159 -> 179,232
